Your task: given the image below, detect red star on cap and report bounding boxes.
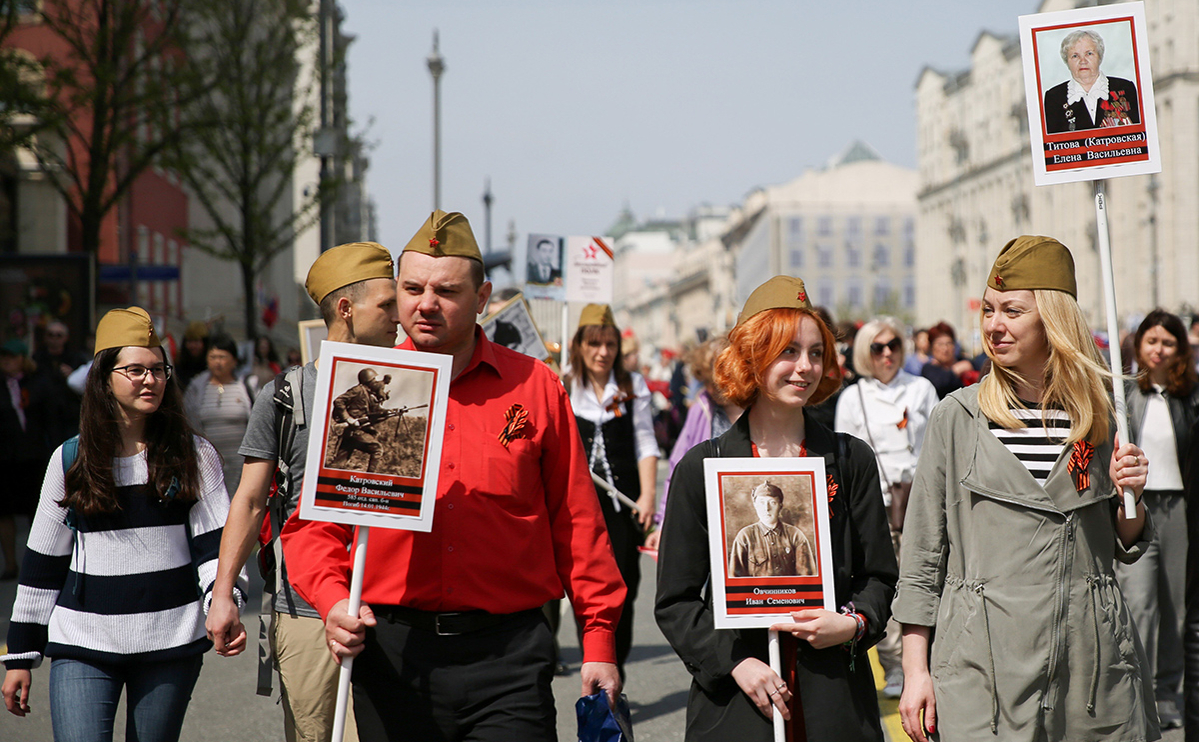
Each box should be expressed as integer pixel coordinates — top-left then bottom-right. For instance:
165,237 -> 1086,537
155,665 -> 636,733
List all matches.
797,290 -> 807,302
993,274 -> 1004,286
429,238 -> 440,247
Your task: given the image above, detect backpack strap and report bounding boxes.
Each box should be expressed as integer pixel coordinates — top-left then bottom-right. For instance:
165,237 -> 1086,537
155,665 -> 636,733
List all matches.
257,366 -> 305,696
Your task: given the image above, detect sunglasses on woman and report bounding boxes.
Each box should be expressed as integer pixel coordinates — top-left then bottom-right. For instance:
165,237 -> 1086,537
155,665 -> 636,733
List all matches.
870,338 -> 902,355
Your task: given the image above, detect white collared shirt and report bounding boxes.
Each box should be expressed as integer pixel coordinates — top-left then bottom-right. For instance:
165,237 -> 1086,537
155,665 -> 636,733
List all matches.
1067,73 -> 1110,124
1141,385 -> 1184,490
834,370 -> 939,499
568,370 -> 659,463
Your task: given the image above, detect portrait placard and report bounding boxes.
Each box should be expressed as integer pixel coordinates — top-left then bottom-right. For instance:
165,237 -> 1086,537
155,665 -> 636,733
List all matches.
481,293 -> 550,361
298,341 -> 452,531
564,236 -> 614,304
524,233 -> 566,301
704,457 -> 836,630
1019,2 -> 1159,186
297,319 -> 327,366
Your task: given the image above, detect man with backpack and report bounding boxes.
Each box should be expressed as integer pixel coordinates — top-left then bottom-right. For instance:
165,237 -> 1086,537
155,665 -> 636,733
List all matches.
204,241 -> 399,742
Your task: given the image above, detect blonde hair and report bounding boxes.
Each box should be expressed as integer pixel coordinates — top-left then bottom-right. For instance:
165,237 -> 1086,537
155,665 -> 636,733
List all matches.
977,289 -> 1112,445
853,317 -> 905,380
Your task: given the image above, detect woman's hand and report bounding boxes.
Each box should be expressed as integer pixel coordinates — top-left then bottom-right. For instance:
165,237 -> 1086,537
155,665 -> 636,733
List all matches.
770,609 -> 857,649
898,670 -> 937,742
634,493 -> 656,531
2,669 -> 32,717
1109,439 -> 1148,501
730,657 -> 791,721
643,528 -> 660,551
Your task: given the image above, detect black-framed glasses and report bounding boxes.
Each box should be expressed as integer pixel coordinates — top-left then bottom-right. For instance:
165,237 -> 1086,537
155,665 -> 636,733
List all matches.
870,338 -> 903,355
112,364 -> 173,381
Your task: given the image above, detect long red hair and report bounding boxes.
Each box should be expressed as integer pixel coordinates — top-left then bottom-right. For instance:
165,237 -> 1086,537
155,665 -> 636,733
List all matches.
714,308 -> 841,408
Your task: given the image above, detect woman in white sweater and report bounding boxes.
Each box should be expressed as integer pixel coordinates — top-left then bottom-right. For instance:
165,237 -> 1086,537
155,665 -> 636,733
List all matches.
1,307 -> 245,741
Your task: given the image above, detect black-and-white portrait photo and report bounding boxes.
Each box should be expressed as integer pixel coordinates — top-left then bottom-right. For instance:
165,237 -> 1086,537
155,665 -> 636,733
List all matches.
481,293 -> 549,360
323,361 -> 434,477
724,476 -> 816,578
526,235 -> 563,287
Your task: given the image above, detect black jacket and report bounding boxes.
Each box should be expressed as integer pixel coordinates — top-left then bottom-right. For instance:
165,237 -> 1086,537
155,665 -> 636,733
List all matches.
1043,76 -> 1140,134
654,410 -> 896,741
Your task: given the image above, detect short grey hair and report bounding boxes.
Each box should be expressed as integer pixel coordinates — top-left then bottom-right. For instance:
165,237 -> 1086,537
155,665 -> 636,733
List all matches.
1060,29 -> 1105,66
853,317 -> 906,380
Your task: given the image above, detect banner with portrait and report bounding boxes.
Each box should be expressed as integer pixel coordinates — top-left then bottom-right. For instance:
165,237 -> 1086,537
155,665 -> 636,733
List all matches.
298,341 -> 452,531
704,457 -> 836,630
1019,1 -> 1160,186
481,292 -> 551,361
524,233 -> 567,301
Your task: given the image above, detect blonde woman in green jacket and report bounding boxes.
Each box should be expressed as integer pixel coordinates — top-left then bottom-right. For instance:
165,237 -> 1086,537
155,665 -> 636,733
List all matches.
893,236 -> 1158,742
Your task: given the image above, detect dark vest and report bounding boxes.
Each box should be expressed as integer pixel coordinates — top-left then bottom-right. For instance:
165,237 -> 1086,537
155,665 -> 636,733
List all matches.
575,397 -> 641,502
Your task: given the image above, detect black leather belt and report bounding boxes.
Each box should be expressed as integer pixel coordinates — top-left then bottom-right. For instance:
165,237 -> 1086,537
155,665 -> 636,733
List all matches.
376,606 -> 541,636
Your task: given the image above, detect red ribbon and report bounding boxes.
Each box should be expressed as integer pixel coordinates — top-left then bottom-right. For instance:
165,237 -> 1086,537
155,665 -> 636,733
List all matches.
1068,440 -> 1094,492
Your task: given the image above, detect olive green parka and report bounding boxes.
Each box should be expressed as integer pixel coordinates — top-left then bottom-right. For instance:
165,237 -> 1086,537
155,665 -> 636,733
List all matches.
893,386 -> 1160,741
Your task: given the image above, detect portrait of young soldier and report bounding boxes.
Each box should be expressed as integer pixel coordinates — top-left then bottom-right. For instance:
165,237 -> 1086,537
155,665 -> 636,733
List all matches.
327,367 -> 389,472
728,479 -> 816,578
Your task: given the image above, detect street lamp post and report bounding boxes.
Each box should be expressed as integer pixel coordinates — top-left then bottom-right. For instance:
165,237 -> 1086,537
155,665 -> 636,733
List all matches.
482,178 -> 493,255
427,31 -> 445,211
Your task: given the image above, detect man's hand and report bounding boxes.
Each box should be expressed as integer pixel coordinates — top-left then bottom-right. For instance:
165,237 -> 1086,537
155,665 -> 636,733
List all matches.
325,599 -> 377,665
206,594 -> 247,657
580,661 -> 621,707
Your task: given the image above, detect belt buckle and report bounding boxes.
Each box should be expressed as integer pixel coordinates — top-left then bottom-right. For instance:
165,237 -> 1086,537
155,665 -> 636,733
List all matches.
434,613 -> 461,636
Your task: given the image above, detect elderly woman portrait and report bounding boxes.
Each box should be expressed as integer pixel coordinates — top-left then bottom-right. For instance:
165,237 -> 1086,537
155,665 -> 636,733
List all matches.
1044,28 -> 1140,133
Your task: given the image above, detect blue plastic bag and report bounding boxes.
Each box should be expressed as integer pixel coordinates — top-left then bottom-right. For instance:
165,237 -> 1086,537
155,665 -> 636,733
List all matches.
575,692 -> 634,742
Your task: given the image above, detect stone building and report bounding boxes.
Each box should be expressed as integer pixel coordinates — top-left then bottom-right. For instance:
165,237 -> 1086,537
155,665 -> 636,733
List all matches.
915,0 -> 1198,348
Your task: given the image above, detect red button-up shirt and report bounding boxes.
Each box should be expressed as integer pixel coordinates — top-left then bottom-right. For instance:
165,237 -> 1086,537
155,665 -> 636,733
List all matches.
281,328 -> 626,662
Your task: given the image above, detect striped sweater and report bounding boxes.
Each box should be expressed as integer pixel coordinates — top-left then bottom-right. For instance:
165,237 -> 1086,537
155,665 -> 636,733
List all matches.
988,404 -> 1070,483
2,437 -> 246,669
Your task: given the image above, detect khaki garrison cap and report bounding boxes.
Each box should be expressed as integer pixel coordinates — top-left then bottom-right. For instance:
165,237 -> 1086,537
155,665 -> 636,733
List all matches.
402,210 -> 483,264
305,241 -> 396,305
94,307 -> 162,356
987,236 -> 1077,298
735,276 -> 813,327
578,304 -> 617,328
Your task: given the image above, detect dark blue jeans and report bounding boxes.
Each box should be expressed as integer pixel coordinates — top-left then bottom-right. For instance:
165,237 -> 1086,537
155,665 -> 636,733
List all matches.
49,654 -> 203,742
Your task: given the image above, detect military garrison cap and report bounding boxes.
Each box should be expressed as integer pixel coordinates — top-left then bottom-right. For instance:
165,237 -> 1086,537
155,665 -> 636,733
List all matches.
736,276 -> 813,327
305,241 -> 396,305
94,307 -> 162,356
578,304 -> 617,329
402,210 -> 483,264
987,236 -> 1077,298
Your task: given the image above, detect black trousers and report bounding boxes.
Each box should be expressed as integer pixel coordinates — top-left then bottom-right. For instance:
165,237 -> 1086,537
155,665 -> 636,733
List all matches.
352,609 -> 556,742
1184,496 -> 1199,740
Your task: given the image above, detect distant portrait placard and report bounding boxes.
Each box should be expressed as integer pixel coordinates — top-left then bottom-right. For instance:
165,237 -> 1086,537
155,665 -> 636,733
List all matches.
704,457 -> 835,630
481,293 -> 550,361
299,341 -> 451,532
1019,2 -> 1160,185
524,234 -> 566,301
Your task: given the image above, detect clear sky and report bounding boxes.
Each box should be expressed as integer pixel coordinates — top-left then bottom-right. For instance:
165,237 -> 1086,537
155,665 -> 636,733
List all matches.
340,0 -> 1041,249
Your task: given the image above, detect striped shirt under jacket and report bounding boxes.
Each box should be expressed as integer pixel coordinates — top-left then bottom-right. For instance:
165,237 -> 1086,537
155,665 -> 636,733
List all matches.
2,437 -> 246,669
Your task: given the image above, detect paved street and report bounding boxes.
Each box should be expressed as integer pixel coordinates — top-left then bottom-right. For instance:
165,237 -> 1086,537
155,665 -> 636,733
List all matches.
0,518 -> 1186,742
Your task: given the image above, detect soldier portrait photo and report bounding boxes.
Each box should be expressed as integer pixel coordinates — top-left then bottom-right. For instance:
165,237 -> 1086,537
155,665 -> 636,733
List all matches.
723,475 -> 817,578
322,361 -> 434,478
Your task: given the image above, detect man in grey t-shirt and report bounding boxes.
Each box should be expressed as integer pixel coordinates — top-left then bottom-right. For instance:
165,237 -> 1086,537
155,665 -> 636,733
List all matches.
205,241 -> 399,742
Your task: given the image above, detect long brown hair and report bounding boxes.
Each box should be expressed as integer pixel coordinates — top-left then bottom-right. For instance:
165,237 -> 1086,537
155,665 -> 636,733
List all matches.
1134,309 -> 1197,397
60,347 -> 202,516
566,324 -> 633,399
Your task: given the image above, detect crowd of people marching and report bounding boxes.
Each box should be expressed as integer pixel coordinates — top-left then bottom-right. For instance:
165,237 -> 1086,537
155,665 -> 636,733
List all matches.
1,222 -> 1197,742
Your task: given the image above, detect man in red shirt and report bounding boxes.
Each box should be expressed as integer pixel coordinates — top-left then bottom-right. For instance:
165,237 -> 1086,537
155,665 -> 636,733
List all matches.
281,210 -> 625,741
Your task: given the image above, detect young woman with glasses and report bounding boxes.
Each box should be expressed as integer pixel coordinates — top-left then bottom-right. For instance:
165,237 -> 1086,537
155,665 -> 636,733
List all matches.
1,307 -> 245,741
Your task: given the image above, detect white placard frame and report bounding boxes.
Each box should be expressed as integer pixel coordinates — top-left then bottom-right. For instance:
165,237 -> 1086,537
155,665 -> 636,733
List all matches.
480,292 -> 551,361
704,457 -> 836,630
297,341 -> 452,532
564,235 -> 614,305
1019,2 -> 1160,187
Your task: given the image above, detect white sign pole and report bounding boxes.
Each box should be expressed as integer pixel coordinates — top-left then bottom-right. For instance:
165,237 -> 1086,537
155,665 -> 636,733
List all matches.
561,303 -> 570,372
1093,181 -> 1136,519
331,525 -> 370,742
768,629 -> 785,742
